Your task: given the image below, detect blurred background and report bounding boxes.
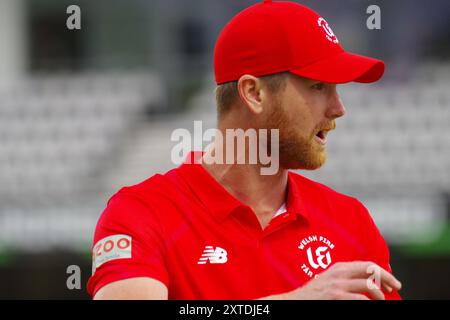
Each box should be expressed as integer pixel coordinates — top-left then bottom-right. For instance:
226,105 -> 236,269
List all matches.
0,0 -> 449,299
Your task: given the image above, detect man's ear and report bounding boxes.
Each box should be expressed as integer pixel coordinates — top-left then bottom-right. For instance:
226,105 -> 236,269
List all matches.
237,75 -> 265,115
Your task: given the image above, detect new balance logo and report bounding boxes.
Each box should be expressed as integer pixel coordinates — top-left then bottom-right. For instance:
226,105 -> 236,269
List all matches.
197,246 -> 228,264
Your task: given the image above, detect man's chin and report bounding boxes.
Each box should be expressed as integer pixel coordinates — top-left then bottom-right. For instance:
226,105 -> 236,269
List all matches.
280,152 -> 327,170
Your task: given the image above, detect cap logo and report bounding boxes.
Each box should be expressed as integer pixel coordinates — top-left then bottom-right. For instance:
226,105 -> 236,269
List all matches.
317,17 -> 339,44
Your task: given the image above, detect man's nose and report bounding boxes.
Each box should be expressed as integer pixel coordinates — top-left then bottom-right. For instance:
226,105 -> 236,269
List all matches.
326,91 -> 346,119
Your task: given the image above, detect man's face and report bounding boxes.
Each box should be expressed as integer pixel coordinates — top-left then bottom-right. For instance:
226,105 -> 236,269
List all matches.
263,73 -> 346,170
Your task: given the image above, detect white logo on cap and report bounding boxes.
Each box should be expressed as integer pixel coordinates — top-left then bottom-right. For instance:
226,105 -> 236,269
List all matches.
317,17 -> 339,44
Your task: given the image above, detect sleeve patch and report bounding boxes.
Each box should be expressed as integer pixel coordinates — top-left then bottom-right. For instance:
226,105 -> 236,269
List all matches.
92,234 -> 132,275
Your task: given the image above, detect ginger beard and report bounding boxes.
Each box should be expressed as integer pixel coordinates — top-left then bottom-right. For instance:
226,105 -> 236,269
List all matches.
264,97 -> 336,170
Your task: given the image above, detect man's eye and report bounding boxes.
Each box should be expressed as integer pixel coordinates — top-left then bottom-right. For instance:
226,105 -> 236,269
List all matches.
312,83 -> 325,90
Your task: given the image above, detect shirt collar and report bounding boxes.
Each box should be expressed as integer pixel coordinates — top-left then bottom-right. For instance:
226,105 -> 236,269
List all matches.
177,151 -> 310,222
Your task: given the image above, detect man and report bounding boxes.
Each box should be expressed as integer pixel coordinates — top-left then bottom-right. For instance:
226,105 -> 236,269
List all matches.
88,0 -> 402,300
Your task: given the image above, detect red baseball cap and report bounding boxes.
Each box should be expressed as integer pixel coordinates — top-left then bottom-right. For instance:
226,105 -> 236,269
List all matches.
214,0 -> 385,85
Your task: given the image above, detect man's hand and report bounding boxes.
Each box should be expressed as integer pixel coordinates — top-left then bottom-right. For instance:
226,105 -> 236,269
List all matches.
262,261 -> 402,300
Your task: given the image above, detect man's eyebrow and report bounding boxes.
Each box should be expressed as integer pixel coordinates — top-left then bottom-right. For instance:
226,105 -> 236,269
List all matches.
299,78 -> 318,84
309,80 -> 325,85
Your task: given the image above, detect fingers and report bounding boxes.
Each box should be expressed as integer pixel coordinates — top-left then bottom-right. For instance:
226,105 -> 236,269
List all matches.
344,279 -> 385,300
369,263 -> 402,292
337,261 -> 402,291
381,281 -> 393,293
301,261 -> 402,300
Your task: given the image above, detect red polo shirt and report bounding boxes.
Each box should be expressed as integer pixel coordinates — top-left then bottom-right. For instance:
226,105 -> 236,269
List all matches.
87,152 -> 400,300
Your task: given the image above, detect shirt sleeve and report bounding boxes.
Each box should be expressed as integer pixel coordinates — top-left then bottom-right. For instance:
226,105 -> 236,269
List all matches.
87,189 -> 169,298
356,200 -> 402,300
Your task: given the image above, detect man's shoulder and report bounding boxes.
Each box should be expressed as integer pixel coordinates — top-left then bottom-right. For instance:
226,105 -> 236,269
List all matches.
288,171 -> 378,236
288,170 -> 361,205
108,167 -> 188,208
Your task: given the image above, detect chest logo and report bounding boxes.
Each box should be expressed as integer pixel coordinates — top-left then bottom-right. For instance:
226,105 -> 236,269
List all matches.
307,246 -> 331,270
198,246 -> 228,264
298,235 -> 335,278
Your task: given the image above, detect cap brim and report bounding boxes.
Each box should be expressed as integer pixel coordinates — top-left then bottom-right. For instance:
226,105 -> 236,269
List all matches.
290,51 -> 385,84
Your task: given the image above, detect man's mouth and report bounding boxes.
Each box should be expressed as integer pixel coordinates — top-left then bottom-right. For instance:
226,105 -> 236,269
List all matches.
314,130 -> 329,145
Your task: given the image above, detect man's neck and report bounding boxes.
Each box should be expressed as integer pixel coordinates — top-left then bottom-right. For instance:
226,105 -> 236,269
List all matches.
202,149 -> 288,229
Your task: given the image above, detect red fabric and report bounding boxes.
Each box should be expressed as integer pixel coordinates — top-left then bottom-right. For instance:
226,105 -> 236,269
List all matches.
87,152 -> 400,300
87,193 -> 170,297
214,1 -> 384,85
